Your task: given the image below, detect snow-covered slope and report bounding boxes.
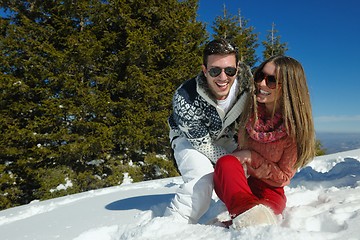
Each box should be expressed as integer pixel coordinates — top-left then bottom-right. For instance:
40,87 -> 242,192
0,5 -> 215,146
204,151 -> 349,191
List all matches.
1,149 -> 360,240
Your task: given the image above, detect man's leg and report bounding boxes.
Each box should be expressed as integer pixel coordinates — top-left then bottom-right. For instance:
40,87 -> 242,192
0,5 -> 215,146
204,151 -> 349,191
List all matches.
164,137 -> 214,224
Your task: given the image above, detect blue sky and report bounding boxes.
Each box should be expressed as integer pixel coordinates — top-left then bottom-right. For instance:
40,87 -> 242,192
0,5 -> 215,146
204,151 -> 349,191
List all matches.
198,0 -> 360,133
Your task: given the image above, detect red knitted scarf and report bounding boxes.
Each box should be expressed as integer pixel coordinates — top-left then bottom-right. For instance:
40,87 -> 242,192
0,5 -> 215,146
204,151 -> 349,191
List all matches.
246,104 -> 287,143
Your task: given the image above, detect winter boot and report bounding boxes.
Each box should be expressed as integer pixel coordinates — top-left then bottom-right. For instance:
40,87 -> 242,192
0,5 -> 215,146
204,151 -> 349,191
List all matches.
231,204 -> 278,229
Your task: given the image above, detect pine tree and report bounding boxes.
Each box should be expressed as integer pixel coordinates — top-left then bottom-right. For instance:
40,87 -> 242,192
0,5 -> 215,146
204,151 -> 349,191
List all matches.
211,5 -> 258,68
262,22 -> 288,60
0,0 -> 207,209
0,0 -> 118,208
315,140 -> 327,156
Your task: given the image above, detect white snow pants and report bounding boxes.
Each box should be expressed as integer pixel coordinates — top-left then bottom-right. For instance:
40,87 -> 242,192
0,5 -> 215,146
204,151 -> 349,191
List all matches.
164,136 -> 215,224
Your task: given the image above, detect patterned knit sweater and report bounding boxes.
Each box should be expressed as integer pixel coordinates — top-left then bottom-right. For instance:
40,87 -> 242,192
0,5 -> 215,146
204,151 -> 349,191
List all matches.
168,62 -> 252,163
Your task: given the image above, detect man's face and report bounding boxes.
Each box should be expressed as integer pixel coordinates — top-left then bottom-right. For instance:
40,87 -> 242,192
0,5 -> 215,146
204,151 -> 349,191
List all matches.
202,54 -> 237,100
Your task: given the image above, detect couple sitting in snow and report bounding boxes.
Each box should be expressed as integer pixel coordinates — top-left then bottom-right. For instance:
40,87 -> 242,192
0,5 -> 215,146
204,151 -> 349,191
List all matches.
164,38 -> 316,229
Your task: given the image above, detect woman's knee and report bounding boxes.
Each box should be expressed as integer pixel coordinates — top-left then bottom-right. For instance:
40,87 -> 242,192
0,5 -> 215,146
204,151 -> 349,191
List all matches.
216,155 -> 239,168
215,155 -> 245,176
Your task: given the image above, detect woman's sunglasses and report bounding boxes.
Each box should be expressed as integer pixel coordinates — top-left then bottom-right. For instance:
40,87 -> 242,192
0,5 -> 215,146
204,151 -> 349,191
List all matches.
208,67 -> 237,77
254,71 -> 278,89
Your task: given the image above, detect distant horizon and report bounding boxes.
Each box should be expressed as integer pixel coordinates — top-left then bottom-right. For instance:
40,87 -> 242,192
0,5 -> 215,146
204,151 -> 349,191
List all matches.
316,131 -> 360,134
316,131 -> 360,154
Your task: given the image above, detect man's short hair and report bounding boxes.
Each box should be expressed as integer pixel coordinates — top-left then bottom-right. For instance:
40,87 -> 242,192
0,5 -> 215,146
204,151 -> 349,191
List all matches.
203,39 -> 239,67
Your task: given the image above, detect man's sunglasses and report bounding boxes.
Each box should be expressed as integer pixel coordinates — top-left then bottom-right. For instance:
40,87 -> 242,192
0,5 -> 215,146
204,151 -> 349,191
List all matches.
208,67 -> 237,77
254,71 -> 278,89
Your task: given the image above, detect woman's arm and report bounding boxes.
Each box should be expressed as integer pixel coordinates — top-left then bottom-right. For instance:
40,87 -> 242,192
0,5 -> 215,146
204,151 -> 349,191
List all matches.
233,138 -> 298,187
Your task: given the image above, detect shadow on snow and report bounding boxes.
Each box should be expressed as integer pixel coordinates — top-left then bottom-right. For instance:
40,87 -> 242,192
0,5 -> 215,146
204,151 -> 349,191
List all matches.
290,158 -> 360,189
105,193 -> 174,211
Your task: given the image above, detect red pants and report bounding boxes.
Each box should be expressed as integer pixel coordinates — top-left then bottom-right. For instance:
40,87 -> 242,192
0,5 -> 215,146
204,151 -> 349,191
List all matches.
214,155 -> 286,216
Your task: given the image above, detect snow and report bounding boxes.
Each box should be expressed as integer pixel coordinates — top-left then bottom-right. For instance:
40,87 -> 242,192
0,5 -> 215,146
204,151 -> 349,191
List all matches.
1,149 -> 360,240
49,177 -> 73,193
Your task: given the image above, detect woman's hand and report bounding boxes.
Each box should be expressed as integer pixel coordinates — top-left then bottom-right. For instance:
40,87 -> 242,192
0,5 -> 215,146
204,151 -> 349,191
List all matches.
246,163 -> 271,179
231,150 -> 251,164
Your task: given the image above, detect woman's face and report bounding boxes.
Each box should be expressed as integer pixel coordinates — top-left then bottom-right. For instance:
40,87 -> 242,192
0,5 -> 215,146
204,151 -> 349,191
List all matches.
255,62 -> 281,112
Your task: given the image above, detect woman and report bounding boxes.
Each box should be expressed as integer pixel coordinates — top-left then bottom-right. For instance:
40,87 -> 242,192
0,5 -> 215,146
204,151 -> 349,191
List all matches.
214,56 -> 316,229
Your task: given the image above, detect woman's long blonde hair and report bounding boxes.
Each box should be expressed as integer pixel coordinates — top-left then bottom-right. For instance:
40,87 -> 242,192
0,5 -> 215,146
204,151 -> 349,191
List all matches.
239,56 -> 316,169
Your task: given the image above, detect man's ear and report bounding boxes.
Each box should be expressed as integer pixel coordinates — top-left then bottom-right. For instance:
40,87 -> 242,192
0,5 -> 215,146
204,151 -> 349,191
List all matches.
201,64 -> 207,76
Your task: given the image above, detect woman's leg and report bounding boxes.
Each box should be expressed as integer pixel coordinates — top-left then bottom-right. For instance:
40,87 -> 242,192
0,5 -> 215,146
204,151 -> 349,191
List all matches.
214,155 -> 260,217
248,177 -> 286,215
214,155 -> 286,216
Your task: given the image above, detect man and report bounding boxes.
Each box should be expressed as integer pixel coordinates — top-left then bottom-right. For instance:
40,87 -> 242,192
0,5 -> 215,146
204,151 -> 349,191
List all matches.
164,38 -> 252,223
